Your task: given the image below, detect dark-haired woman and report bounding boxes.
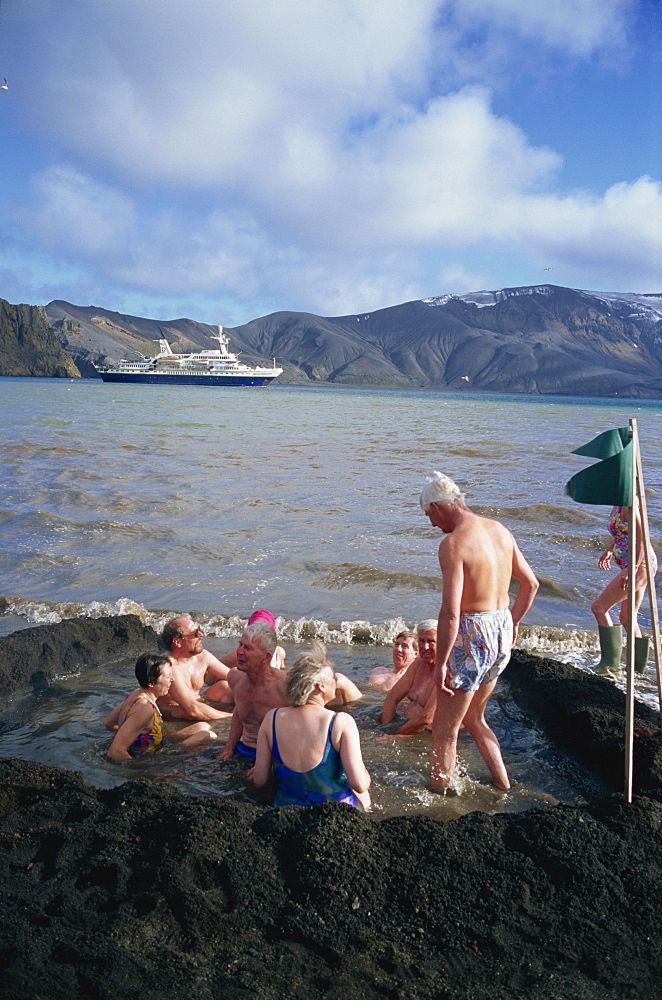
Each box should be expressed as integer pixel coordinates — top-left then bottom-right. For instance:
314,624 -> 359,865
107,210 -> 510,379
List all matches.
104,653 -> 217,761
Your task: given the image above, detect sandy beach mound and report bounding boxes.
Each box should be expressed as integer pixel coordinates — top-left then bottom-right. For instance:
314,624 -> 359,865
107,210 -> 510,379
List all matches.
1,616 -> 661,1000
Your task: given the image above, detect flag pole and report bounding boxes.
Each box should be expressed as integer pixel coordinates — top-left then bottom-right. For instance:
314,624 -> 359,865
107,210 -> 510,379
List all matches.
634,433 -> 662,727
624,418 -> 638,803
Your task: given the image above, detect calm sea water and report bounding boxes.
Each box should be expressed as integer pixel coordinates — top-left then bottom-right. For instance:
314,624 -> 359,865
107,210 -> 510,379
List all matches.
0,376 -> 660,815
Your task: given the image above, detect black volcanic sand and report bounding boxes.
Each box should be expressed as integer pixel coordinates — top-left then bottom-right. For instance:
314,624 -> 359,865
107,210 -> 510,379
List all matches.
1,616 -> 662,1000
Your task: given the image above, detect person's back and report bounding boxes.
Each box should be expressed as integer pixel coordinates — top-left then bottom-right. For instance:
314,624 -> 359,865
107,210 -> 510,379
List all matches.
447,514 -> 515,612
270,706 -> 359,807
251,641 -> 371,810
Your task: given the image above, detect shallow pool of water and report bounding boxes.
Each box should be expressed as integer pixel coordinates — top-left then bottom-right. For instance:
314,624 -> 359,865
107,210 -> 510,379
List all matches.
0,639 -> 601,820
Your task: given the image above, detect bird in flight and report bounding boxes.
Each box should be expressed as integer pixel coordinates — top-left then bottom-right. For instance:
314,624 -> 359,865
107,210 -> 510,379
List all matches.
543,267 -> 553,271
1,79 -> 8,90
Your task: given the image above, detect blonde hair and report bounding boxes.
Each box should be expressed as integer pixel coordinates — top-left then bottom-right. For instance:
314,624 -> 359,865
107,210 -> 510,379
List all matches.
287,640 -> 332,706
419,471 -> 465,512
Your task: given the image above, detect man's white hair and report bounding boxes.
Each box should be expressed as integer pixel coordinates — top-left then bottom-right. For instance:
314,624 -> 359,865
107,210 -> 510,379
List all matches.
419,471 -> 465,512
417,619 -> 437,634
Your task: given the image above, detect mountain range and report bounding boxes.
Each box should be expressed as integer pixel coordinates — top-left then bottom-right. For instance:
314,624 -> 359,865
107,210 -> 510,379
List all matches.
2,284 -> 662,397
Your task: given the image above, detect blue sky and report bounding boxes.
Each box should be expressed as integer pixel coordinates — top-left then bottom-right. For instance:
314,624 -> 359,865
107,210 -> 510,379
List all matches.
0,0 -> 660,326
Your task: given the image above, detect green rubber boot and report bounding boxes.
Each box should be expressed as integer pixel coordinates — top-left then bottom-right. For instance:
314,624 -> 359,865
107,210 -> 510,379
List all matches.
634,636 -> 650,675
594,625 -> 623,675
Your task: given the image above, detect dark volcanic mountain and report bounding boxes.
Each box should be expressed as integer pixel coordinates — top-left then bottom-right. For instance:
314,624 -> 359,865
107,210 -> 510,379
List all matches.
6,284 -> 662,396
0,299 -> 80,378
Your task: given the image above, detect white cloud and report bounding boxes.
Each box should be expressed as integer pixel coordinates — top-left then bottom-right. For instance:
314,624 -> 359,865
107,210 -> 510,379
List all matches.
16,167 -> 136,257
3,0 -> 659,317
453,0 -> 633,57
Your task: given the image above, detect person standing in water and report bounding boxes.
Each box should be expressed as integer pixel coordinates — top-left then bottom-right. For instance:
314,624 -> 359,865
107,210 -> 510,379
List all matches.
591,502 -> 657,674
420,472 -> 538,793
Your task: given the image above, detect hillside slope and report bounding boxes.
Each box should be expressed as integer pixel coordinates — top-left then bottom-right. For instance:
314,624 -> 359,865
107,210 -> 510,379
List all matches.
2,285 -> 661,396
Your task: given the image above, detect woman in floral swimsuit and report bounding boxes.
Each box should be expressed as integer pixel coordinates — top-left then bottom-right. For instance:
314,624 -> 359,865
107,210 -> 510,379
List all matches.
105,653 -> 217,760
591,503 -> 657,673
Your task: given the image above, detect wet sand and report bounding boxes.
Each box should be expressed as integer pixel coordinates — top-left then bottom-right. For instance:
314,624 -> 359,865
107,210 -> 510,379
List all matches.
1,616 -> 661,1000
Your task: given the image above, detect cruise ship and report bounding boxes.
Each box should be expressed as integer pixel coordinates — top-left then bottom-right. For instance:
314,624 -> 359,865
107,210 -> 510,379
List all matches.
94,327 -> 283,386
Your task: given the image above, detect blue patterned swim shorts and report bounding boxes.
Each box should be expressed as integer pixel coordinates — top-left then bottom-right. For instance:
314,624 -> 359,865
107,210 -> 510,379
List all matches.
448,609 -> 513,692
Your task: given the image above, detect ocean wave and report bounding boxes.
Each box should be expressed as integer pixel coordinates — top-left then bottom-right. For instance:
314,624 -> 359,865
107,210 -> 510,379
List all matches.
477,504 -> 595,525
0,596 -> 603,651
533,576 -> 582,602
313,562 -> 441,593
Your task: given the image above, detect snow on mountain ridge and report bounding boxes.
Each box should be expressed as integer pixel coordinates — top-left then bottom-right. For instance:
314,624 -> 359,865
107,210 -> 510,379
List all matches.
422,286 -> 662,326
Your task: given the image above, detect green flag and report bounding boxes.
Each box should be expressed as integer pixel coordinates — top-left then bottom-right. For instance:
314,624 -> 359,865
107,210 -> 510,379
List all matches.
571,426 -> 630,460
566,438 -> 633,506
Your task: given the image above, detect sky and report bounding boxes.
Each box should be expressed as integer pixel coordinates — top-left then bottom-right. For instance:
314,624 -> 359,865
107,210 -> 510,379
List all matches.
0,0 -> 660,326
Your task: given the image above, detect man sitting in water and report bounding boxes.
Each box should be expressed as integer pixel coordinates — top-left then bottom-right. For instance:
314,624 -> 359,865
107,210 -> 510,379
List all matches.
219,622 -> 289,761
220,609 -> 362,705
379,621 -> 439,737
219,610 -> 286,670
369,630 -> 418,690
421,471 -> 538,792
159,616 -> 234,722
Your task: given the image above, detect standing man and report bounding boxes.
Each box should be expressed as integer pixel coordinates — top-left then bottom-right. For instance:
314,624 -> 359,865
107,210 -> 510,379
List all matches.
219,622 -> 289,761
420,472 -> 538,792
160,617 -> 234,721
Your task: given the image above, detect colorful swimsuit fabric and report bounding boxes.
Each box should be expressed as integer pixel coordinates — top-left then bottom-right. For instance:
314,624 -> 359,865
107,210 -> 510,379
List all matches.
271,710 -> 360,808
126,695 -> 164,753
448,608 -> 513,692
608,506 -> 658,573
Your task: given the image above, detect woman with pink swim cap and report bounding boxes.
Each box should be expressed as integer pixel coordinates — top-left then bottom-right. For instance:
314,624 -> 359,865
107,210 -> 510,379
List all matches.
247,610 -> 277,629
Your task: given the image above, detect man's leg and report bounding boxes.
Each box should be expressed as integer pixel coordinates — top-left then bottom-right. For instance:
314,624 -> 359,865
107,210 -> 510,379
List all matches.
461,679 -> 510,790
430,688 -> 473,792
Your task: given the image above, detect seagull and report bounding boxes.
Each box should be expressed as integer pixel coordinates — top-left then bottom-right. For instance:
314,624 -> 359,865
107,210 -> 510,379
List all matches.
461,375 -> 470,381
1,79 -> 8,90
543,267 -> 553,271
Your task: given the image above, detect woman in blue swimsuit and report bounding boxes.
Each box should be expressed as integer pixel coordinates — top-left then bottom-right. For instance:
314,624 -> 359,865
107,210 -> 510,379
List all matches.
251,641 -> 371,810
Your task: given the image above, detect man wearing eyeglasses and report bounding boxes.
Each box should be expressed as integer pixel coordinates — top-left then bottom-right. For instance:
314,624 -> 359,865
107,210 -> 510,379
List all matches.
159,616 -> 234,722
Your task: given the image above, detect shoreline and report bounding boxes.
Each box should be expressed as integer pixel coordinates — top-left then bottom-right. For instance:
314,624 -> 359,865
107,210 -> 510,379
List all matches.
1,616 -> 661,999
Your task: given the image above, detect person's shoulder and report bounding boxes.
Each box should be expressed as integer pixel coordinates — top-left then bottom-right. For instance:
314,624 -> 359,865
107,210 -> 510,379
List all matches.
332,709 -> 358,734
124,692 -> 153,717
201,647 -> 223,665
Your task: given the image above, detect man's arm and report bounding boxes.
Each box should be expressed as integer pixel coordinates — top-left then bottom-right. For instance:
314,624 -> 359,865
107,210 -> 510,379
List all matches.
379,682 -> 438,740
434,539 -> 463,695
509,540 -> 539,643
381,661 -> 416,724
327,673 -> 363,706
202,649 -> 231,682
219,707 -> 243,760
168,667 -> 233,722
